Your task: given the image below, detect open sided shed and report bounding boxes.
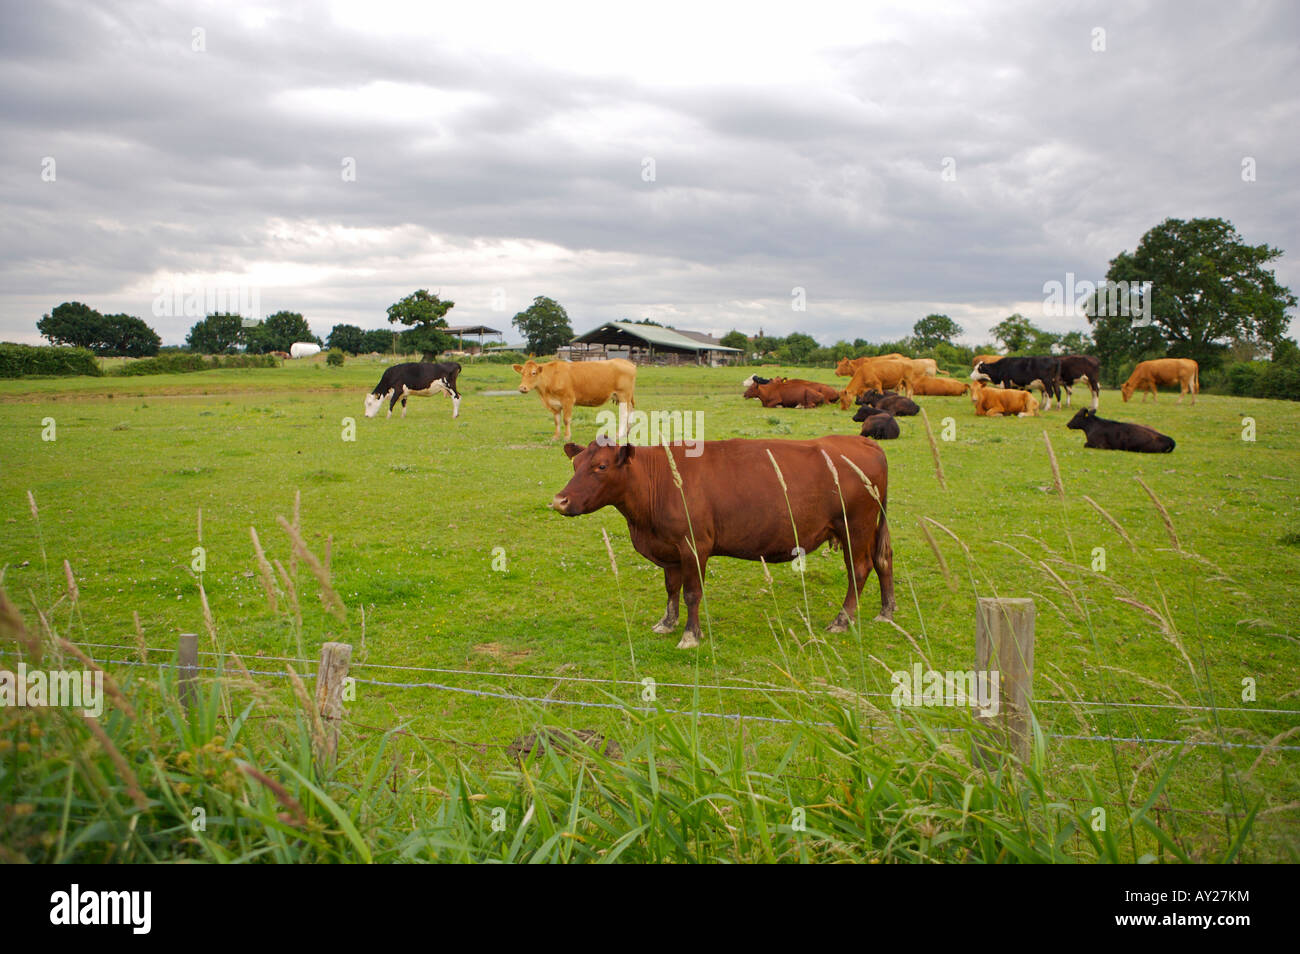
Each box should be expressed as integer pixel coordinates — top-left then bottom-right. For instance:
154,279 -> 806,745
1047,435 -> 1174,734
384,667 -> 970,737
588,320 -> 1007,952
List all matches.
565,321 -> 741,366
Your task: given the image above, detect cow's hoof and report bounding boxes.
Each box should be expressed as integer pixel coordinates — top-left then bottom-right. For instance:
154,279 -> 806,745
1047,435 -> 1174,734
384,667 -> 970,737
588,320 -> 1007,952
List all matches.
873,609 -> 895,623
651,619 -> 677,634
676,632 -> 701,650
825,612 -> 852,633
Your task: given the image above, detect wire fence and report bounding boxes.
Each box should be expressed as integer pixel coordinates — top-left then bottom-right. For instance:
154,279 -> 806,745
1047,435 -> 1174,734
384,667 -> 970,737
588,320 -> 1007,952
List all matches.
6,642 -> 1300,753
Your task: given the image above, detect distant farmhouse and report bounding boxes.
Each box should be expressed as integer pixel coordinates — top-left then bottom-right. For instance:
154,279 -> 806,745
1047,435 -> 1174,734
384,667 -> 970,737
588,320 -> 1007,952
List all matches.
563,321 -> 742,366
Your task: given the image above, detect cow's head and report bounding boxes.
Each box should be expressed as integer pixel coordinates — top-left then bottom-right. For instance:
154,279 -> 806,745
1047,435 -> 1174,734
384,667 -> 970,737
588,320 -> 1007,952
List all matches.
1067,408 -> 1094,430
552,441 -> 635,516
968,382 -> 983,404
852,403 -> 890,423
743,380 -> 764,399
513,360 -> 546,393
835,357 -> 856,376
363,391 -> 386,418
855,389 -> 885,407
970,363 -> 993,382
1120,377 -> 1135,402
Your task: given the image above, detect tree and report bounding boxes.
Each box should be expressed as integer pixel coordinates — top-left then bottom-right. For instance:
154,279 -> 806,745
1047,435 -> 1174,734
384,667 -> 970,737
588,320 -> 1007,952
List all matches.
1057,330 -> 1094,355
912,313 -> 962,349
720,330 -> 749,352
37,302 -> 160,356
99,314 -> 161,357
363,328 -> 400,353
249,311 -> 318,353
512,296 -> 573,355
327,324 -> 367,354
186,313 -> 245,354
990,314 -> 1040,353
387,289 -> 454,360
1089,217 -> 1296,368
776,332 -> 819,364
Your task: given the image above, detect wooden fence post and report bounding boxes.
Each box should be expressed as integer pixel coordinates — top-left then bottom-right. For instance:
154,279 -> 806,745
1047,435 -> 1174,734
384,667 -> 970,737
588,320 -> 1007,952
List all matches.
972,598 -> 1036,767
178,632 -> 198,713
314,641 -> 352,766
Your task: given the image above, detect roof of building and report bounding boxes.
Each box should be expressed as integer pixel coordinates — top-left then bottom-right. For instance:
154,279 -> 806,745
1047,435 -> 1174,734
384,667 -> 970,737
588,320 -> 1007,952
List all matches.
443,325 -> 503,336
571,321 -> 741,353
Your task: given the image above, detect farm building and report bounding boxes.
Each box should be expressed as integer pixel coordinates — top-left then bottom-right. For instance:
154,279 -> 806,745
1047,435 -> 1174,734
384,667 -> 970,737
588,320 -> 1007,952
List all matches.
443,324 -> 504,355
563,321 -> 742,366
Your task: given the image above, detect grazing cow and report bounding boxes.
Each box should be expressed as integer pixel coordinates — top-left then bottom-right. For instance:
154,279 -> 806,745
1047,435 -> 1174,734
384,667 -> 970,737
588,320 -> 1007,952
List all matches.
855,389 -> 920,416
1066,409 -> 1175,453
969,382 -> 1040,417
514,358 -> 637,440
364,361 -> 463,418
269,350 -> 291,360
840,358 -> 915,406
289,342 -> 322,358
743,377 -> 833,408
552,437 -> 896,647
852,406 -> 900,439
1057,355 -> 1101,409
909,375 -> 970,397
837,354 -> 935,379
971,356 -> 1062,410
1121,358 -> 1199,404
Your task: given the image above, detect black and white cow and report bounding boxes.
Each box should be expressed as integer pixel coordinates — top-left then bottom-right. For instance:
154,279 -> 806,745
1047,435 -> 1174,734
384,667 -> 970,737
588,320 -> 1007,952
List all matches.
364,362 -> 462,419
1066,409 -> 1174,453
1058,355 -> 1101,410
971,356 -> 1063,410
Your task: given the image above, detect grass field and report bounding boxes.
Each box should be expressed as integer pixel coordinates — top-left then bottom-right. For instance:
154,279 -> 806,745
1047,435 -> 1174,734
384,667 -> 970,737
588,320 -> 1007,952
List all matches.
2,356 -> 1298,861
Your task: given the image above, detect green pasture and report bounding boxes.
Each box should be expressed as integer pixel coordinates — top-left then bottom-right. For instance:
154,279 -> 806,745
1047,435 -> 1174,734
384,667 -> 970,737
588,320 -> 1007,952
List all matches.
1,357 -> 1298,860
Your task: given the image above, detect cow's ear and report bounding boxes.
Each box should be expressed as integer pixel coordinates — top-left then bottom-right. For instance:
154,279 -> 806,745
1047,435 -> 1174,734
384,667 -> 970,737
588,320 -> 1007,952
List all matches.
512,364 -> 523,373
563,442 -> 583,459
615,443 -> 635,466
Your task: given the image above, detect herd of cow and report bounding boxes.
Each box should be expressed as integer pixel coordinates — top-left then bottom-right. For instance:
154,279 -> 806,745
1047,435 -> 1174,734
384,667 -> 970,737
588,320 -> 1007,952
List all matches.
357,352 -> 1196,647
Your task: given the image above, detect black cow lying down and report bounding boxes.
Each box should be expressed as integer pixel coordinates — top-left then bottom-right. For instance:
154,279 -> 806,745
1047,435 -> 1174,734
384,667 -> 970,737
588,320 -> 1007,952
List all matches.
855,389 -> 919,416
852,405 -> 900,440
1066,409 -> 1174,453
364,362 -> 462,419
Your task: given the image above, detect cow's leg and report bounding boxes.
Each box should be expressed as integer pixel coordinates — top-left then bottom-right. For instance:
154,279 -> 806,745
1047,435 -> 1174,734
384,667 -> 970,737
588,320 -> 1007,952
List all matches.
651,565 -> 682,634
677,553 -> 708,649
562,401 -> 574,442
400,393 -> 409,418
871,513 -> 896,622
827,529 -> 865,632
551,405 -> 563,440
386,389 -> 400,418
1064,383 -> 1072,407
617,401 -> 630,442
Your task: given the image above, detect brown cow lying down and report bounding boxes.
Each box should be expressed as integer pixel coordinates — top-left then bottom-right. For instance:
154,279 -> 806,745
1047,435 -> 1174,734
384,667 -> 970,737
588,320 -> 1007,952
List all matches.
852,406 -> 900,440
910,375 -> 969,397
1121,358 -> 1199,404
1067,409 -> 1175,452
743,377 -> 838,408
855,389 -> 920,416
970,382 -> 1040,417
552,437 -> 896,648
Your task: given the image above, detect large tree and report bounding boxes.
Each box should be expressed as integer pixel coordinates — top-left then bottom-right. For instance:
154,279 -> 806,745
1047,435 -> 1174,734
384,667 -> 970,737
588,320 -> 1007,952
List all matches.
186,313 -> 245,354
1088,217 -> 1296,368
245,311 -> 318,353
512,296 -> 573,355
387,289 -> 453,360
912,313 -> 962,349
327,324 -> 367,354
720,330 -> 749,352
990,314 -> 1038,353
37,302 -> 160,357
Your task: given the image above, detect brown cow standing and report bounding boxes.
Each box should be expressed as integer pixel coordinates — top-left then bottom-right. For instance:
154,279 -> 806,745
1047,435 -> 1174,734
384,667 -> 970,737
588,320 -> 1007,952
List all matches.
743,377 -> 839,408
1121,358 -> 1199,404
552,437 -> 896,648
513,358 -> 637,440
839,358 -> 915,406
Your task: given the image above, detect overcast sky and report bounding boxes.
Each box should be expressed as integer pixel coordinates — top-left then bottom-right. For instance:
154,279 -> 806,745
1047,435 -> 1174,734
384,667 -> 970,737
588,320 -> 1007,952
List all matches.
3,0 -> 1297,346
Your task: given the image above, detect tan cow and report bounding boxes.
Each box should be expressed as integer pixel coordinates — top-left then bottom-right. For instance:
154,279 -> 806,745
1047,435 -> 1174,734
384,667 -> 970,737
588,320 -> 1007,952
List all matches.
839,358 -> 915,407
969,382 -> 1039,417
910,374 -> 970,396
1121,358 -> 1199,404
513,358 -> 637,440
837,354 -> 936,380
